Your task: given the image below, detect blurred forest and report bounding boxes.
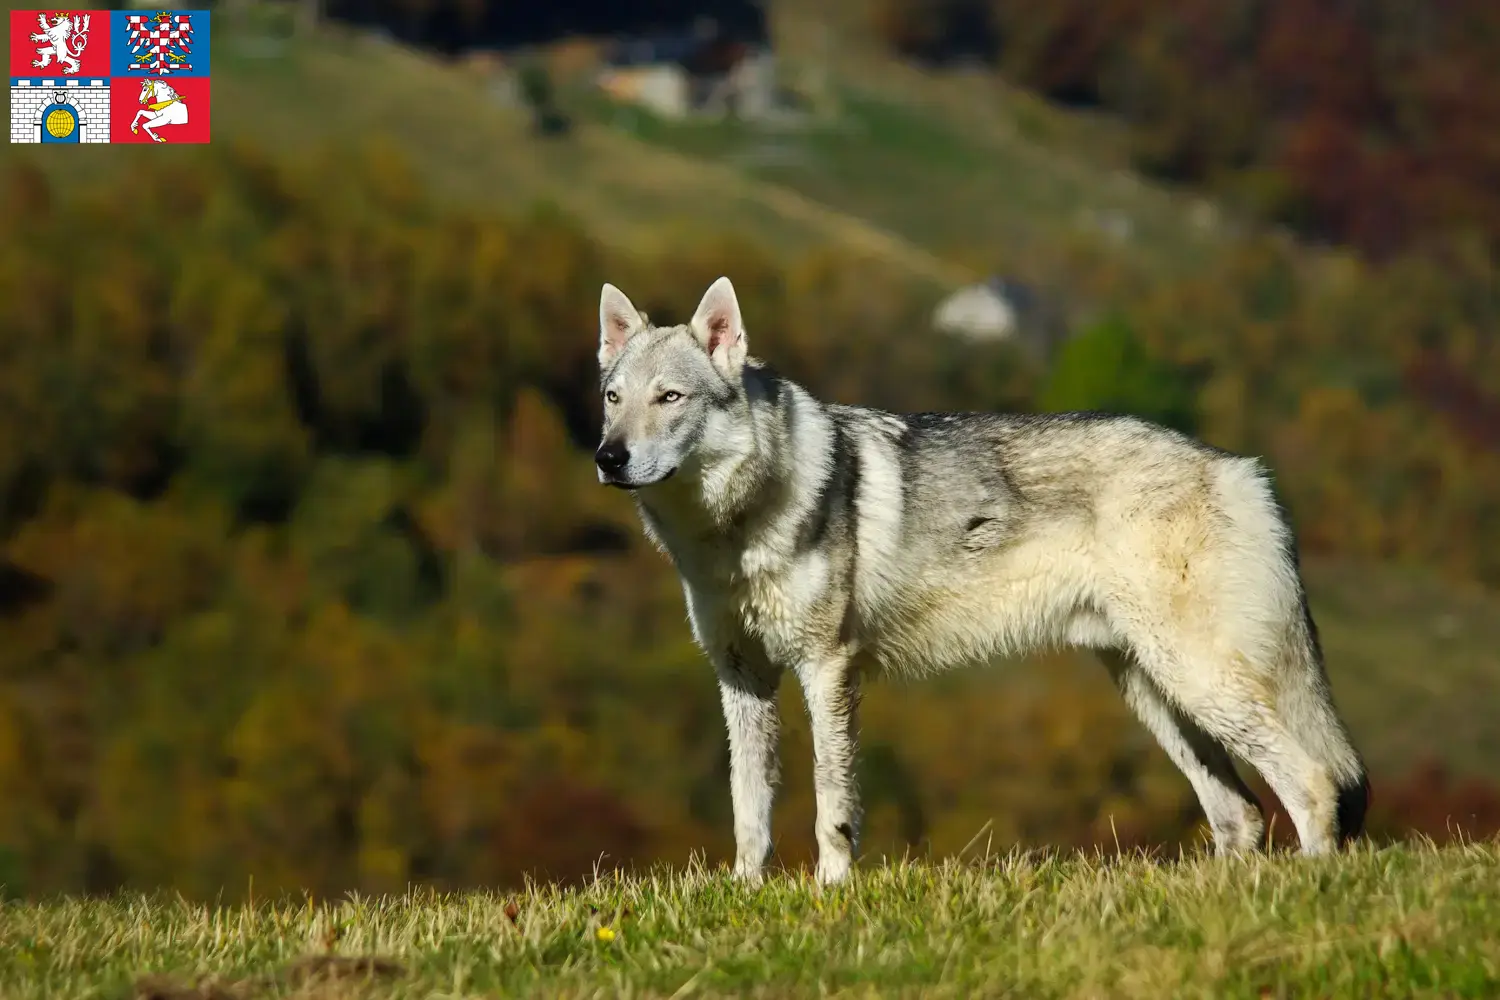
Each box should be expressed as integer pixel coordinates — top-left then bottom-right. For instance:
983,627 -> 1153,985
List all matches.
875,0 -> 1500,259
1,0 -> 1499,900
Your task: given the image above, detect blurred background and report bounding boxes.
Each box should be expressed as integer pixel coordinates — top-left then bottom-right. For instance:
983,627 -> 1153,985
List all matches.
1,0 -> 1498,901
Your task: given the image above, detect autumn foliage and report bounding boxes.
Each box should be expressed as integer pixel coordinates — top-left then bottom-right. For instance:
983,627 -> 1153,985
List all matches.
875,0 -> 1500,258
0,138 -> 1497,899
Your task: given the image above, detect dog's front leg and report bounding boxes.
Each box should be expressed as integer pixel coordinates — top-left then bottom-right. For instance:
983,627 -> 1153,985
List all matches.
716,648 -> 781,885
796,653 -> 861,885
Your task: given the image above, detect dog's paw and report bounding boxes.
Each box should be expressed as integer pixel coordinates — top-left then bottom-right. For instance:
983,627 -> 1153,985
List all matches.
730,859 -> 765,887
814,853 -> 852,886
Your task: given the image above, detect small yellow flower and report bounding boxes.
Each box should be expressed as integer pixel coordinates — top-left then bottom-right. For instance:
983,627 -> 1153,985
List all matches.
596,926 -> 616,942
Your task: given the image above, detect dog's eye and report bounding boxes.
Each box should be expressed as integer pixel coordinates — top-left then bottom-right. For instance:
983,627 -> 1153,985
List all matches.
605,390 -> 619,404
660,391 -> 683,403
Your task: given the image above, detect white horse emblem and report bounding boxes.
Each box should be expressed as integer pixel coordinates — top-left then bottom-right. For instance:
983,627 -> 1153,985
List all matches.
30,12 -> 91,75
131,78 -> 189,143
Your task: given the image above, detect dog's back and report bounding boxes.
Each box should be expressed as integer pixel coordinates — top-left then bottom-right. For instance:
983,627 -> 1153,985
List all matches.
817,409 -> 1288,676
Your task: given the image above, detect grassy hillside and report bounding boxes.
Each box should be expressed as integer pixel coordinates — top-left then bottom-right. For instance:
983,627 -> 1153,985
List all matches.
7,842 -> 1498,998
564,2 -> 1233,282
2,0 -> 1231,290
0,9 -> 967,293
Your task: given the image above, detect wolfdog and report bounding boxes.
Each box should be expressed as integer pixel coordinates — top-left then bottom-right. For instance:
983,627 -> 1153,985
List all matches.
594,276 -> 1369,885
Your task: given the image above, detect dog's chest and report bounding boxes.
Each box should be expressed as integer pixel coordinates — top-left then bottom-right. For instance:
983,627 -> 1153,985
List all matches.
683,537 -> 836,662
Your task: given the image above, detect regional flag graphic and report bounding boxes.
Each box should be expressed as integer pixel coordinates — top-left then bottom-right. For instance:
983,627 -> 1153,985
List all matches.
10,9 -> 214,144
9,11 -> 112,143
110,75 -> 210,143
110,9 -> 210,78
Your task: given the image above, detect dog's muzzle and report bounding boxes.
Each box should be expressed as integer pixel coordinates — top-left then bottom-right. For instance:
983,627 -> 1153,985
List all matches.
595,439 -> 629,477
595,440 -> 675,489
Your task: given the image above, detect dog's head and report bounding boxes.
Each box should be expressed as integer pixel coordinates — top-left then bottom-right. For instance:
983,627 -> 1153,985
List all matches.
594,276 -> 749,490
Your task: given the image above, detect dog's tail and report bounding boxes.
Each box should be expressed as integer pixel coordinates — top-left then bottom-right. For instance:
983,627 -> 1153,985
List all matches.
1263,465 -> 1369,845
1279,592 -> 1370,844
1220,455 -> 1370,845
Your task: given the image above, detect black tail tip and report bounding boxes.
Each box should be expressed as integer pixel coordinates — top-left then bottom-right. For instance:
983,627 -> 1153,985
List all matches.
1336,772 -> 1371,845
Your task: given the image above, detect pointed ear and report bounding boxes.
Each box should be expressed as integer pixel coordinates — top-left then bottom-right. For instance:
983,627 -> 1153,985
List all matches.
599,283 -> 647,368
689,276 -> 747,377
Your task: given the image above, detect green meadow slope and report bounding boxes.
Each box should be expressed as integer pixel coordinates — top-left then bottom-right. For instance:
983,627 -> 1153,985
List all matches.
565,1 -> 1233,280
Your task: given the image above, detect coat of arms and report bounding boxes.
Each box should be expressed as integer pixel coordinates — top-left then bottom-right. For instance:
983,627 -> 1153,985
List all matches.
28,11 -> 91,75
123,10 -> 193,74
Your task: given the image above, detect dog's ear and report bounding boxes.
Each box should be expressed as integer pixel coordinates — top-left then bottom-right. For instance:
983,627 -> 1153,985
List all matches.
599,283 -> 647,368
689,276 -> 747,377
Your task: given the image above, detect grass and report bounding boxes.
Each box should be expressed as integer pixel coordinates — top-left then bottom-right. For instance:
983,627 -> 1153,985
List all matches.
4,841 -> 1498,998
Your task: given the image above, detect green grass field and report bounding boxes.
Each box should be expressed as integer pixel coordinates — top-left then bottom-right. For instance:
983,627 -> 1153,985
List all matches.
6,842 -> 1498,998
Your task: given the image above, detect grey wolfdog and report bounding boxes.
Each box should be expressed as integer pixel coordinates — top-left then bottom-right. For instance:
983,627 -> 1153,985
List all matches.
594,276 -> 1369,885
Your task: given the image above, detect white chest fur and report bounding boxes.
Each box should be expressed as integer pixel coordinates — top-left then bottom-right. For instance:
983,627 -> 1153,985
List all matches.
734,540 -> 831,660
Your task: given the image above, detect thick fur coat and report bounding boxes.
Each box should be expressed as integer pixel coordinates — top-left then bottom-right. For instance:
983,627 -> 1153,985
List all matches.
594,277 -> 1368,884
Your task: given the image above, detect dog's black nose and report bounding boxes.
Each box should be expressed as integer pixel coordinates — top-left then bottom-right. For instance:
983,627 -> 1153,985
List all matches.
595,440 -> 629,474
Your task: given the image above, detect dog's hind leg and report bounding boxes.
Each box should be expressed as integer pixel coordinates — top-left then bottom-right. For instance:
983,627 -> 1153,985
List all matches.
1119,587 -> 1365,854
1126,639 -> 1351,856
1098,647 -> 1265,854
1158,457 -> 1370,853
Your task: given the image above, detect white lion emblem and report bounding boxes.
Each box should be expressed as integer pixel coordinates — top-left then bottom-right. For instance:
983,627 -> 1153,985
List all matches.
30,12 -> 91,76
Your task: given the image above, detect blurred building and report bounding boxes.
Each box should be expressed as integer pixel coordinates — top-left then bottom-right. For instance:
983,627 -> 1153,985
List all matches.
933,276 -> 1065,356
932,277 -> 1020,341
596,17 -> 777,120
